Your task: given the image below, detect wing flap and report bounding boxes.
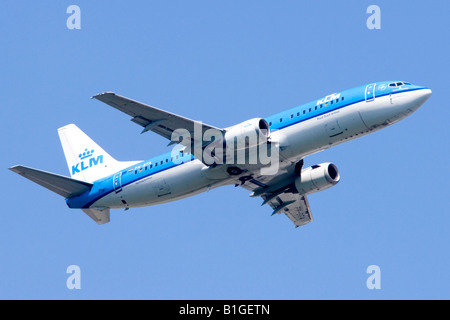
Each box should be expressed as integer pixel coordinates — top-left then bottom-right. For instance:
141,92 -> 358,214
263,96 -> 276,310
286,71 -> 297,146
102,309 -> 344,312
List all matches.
234,162 -> 313,228
263,191 -> 313,227
9,165 -> 92,198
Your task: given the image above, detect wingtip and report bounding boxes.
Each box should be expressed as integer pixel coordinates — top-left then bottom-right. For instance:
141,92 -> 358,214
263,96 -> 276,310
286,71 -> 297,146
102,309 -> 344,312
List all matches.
8,165 -> 22,173
91,92 -> 115,100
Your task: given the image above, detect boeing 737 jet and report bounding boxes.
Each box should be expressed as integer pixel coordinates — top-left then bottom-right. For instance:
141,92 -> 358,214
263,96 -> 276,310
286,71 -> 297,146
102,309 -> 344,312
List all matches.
10,81 -> 432,227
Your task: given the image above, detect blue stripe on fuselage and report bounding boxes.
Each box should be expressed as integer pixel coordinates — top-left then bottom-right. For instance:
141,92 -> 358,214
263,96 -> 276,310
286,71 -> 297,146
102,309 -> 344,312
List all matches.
67,153 -> 195,209
266,82 -> 426,132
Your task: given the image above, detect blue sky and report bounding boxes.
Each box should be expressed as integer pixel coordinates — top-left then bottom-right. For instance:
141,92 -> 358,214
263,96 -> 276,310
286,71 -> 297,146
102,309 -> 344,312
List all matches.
1,1 -> 449,299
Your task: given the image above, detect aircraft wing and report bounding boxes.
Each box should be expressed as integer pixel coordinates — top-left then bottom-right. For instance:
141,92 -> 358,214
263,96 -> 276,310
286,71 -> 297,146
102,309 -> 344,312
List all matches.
92,92 -> 223,146
236,165 -> 313,228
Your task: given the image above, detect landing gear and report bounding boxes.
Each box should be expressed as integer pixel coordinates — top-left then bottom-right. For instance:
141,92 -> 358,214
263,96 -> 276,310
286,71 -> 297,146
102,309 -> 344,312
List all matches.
238,175 -> 253,185
227,166 -> 243,176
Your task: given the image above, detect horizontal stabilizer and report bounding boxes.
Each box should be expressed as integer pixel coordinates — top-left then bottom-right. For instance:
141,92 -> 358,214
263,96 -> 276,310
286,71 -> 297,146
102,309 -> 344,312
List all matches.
9,165 -> 92,198
82,207 -> 110,225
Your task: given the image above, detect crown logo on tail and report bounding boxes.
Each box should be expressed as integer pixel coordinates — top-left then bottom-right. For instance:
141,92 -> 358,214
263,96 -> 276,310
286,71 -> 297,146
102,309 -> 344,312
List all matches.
79,149 -> 94,160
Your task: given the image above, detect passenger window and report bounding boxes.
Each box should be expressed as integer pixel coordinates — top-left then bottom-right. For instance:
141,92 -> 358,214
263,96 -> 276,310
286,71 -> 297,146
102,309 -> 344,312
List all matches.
341,97 -> 344,101
314,106 -> 317,110
303,110 -> 306,114
279,118 -> 282,122
297,112 -> 300,116
309,108 -> 311,112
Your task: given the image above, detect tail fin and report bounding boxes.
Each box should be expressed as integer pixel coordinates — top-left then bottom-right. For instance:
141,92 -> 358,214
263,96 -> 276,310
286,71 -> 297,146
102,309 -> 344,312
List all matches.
58,124 -> 139,183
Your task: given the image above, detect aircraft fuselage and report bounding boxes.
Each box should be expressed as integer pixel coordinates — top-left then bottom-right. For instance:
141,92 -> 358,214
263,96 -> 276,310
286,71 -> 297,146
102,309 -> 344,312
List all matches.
66,81 -> 432,211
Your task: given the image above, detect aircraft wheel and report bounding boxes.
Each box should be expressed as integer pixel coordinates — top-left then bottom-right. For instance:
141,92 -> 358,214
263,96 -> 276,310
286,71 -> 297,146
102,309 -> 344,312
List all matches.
227,166 -> 243,176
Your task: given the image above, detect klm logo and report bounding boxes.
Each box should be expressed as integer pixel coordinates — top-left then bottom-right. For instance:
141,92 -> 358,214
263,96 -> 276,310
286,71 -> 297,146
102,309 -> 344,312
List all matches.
317,93 -> 341,106
72,149 -> 103,175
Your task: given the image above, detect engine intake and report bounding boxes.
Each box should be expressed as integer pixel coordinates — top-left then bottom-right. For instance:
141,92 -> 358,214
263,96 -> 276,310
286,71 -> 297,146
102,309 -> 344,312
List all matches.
294,163 -> 340,195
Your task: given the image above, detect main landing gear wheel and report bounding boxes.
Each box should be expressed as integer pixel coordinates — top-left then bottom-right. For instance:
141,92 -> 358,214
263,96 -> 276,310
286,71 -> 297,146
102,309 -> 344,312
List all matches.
227,166 -> 243,176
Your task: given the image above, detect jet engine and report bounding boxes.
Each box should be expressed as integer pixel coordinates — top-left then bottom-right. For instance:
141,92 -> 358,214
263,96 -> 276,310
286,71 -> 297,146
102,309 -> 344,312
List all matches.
223,118 -> 271,150
295,163 -> 340,195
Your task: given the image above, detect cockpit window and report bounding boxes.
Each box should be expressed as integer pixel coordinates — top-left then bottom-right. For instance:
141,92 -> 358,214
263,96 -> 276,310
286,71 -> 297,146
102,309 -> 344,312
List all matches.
389,82 -> 411,88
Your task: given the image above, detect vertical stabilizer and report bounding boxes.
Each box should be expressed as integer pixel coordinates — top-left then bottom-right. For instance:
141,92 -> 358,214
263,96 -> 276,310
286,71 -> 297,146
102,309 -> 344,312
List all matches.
58,124 -> 139,182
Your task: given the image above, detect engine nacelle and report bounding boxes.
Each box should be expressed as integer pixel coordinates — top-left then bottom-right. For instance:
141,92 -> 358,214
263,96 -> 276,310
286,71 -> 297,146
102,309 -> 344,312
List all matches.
224,118 -> 270,150
295,163 -> 340,195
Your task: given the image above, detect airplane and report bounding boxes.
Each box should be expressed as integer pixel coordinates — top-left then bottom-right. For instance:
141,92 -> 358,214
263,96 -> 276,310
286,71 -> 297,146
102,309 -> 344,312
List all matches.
10,81 -> 432,227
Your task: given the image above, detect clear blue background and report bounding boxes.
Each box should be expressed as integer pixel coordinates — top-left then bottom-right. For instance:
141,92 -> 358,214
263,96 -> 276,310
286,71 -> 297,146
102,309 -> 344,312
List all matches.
1,1 -> 448,299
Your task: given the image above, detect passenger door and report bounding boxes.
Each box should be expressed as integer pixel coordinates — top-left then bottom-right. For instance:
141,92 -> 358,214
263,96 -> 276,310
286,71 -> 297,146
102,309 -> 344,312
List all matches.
113,173 -> 122,193
365,83 -> 376,102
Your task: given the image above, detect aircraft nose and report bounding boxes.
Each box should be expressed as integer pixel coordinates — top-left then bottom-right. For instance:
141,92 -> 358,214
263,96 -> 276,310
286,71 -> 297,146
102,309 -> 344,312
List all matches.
421,88 -> 432,99
407,87 -> 432,113
417,88 -> 432,105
